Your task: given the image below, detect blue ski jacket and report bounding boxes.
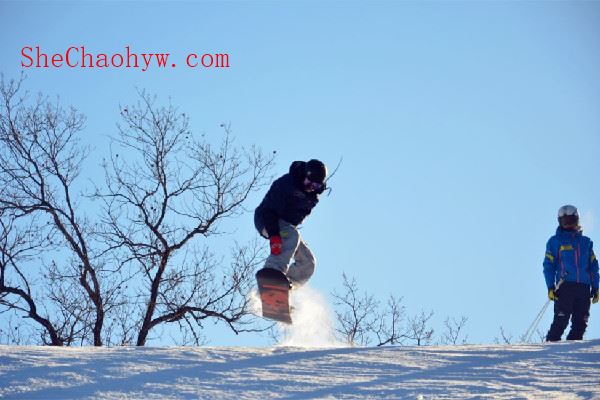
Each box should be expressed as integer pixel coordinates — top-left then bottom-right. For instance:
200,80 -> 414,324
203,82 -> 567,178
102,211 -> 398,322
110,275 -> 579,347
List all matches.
543,227 -> 599,290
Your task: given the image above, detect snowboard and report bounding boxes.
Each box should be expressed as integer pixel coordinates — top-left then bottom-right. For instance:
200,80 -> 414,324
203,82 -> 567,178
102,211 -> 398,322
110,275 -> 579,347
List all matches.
255,268 -> 292,324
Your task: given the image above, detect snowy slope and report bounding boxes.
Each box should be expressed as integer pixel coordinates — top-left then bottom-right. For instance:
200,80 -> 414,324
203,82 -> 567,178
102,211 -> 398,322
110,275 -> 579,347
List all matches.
1,340 -> 599,400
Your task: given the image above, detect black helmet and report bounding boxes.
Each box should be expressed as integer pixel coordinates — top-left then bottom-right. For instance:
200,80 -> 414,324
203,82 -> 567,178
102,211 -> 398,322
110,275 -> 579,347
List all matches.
557,204 -> 579,230
305,159 -> 327,184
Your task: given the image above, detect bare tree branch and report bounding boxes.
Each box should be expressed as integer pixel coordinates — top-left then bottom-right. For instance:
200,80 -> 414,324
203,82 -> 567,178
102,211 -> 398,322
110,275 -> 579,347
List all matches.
441,316 -> 469,345
406,309 -> 434,346
1,75 -> 117,346
332,272 -> 379,346
494,326 -> 513,345
97,91 -> 275,345
1,79 -> 275,347
374,295 -> 408,347
0,208 -> 63,345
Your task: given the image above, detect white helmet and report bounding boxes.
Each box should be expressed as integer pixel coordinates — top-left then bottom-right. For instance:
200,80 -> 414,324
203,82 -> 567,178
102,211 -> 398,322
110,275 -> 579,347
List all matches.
557,205 -> 579,229
558,204 -> 578,218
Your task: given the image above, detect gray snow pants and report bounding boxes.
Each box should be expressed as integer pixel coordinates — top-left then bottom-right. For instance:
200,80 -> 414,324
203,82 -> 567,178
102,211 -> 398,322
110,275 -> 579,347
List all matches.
261,220 -> 316,287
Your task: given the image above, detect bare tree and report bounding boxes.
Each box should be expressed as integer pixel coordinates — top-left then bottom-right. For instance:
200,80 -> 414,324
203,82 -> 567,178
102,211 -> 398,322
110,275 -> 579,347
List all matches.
0,209 -> 64,345
406,309 -> 434,346
440,316 -> 468,345
494,326 -> 513,345
1,78 -> 274,346
332,272 -> 379,346
0,76 -> 107,345
374,295 -> 408,346
98,91 -> 274,346
101,296 -> 140,346
0,314 -> 39,345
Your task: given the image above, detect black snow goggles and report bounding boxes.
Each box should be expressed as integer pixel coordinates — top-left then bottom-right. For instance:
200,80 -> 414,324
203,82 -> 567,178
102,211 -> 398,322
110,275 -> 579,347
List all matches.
304,179 -> 324,192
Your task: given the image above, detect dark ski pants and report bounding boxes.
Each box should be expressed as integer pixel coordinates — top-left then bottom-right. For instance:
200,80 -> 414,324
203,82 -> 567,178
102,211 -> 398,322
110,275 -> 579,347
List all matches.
546,282 -> 591,342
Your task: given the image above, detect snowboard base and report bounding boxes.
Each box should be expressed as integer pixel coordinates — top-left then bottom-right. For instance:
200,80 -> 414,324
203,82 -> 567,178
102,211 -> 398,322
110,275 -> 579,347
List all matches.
256,268 -> 292,324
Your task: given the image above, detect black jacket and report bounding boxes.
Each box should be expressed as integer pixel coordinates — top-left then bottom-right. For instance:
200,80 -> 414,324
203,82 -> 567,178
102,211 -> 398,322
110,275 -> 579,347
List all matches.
254,161 -> 321,238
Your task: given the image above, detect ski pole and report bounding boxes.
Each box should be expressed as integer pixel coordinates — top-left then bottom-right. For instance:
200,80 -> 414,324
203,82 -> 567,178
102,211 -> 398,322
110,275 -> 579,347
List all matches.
523,300 -> 551,343
523,277 -> 565,343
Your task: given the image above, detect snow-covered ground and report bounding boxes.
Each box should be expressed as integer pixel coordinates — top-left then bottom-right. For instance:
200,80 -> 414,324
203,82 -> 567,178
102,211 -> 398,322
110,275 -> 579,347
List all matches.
1,340 -> 599,399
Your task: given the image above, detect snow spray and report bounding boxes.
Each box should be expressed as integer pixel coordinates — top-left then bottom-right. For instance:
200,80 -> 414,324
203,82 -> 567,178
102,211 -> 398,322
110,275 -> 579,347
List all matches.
248,284 -> 345,347
279,285 -> 344,348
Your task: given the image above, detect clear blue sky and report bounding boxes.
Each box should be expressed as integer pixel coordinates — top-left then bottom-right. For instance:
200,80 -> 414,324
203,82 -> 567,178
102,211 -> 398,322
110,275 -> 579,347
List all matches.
1,1 -> 599,346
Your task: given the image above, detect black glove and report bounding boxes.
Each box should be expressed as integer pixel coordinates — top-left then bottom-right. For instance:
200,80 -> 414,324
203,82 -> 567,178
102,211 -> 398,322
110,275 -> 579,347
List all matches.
592,288 -> 599,304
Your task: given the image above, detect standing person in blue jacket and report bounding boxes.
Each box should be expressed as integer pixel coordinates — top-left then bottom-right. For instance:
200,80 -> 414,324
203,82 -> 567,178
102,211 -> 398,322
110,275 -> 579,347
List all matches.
254,159 -> 327,287
543,205 -> 599,341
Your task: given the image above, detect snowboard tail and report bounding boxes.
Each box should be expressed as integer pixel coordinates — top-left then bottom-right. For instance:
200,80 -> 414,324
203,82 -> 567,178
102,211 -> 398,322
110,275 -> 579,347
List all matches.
256,268 -> 292,324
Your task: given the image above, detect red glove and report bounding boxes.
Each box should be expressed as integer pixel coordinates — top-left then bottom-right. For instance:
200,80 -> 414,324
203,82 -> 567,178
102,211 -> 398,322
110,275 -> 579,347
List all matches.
269,235 -> 282,255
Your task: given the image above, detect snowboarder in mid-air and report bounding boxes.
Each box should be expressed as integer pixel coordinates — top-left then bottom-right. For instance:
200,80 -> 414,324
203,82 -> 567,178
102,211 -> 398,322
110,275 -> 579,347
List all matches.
253,159 -> 327,323
543,205 -> 599,341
